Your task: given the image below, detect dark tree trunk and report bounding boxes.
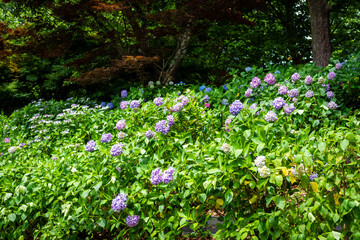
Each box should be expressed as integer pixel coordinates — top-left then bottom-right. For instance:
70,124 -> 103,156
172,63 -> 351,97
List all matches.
307,0 -> 332,68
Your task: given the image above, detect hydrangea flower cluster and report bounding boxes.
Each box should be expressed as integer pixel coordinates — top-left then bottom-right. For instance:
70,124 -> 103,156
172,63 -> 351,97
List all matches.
254,156 -> 266,167
245,88 -> 252,98
110,144 -> 123,156
327,72 -> 336,80
305,75 -> 313,85
284,104 -> 295,115
130,100 -> 140,109
155,120 -> 169,135
249,103 -> 257,110
204,87 -> 212,93
111,193 -> 127,212
291,73 -> 301,82
153,97 -> 164,106
199,85 -> 206,91
318,77 -> 325,84
145,129 -> 155,138
172,103 -> 184,112
309,172 -> 318,182
181,97 -> 189,105
290,164 -> 306,179
225,118 -> 232,132
272,97 -> 285,110
221,143 -> 230,153
221,99 -> 229,106
120,101 -> 129,110
162,167 -> 175,184
4,138 -> 10,143
328,101 -> 338,110
335,63 -> 342,70
245,67 -> 252,72
258,166 -> 270,178
126,215 -> 140,227
8,146 -> 16,154
117,131 -> 126,139
85,140 -> 96,152
288,89 -> 299,98
101,133 -> 113,143
167,115 -> 175,127
151,166 -> 175,185
278,85 -> 288,95
229,100 -> 243,116
116,120 -> 126,130
264,73 -> 276,85
327,91 -> 335,99
250,77 -> 261,88
121,90 -> 128,98
264,111 -> 277,122
322,84 -> 330,91
305,90 -> 314,98
203,95 -> 210,102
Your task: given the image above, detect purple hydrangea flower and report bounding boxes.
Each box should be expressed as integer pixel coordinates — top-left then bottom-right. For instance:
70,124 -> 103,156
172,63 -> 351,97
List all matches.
223,84 -> 228,91
154,97 -> 164,106
327,72 -> 336,80
145,129 -> 155,138
107,103 -> 114,109
110,144 -> 123,156
291,73 -> 301,82
309,172 -> 318,182
327,91 -> 335,99
278,85 -> 288,95
199,85 -> 206,91
264,111 -> 277,122
288,89 -> 299,98
116,120 -> 126,130
126,215 -> 140,227
204,87 -> 212,93
203,95 -> 210,102
151,168 -> 163,185
181,97 -> 189,105
305,90 -> 314,98
229,100 -> 243,116
272,97 -> 285,110
162,166 -> 175,184
264,73 -> 276,85
335,63 -> 342,70
85,140 -> 96,152
250,77 -> 261,88
4,138 -> 10,143
121,90 -> 128,98
305,75 -> 313,85
245,88 -> 252,98
19,143 -> 26,148
284,103 -> 295,115
130,100 -> 140,109
249,103 -> 257,109
322,84 -> 330,91
172,103 -> 184,112
101,133 -> 113,143
120,101 -> 129,110
111,193 -> 127,212
155,120 -> 169,135
328,101 -> 338,110
225,118 -> 232,132
167,115 -> 175,127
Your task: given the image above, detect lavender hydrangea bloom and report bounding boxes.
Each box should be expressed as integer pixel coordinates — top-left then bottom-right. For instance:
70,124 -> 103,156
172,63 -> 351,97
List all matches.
107,103 -> 114,109
203,95 -> 210,102
305,75 -> 313,85
155,120 -> 167,133
151,168 -> 163,185
335,63 -> 342,70
101,133 -> 113,143
229,100 -> 243,116
199,85 -> 206,91
223,84 -> 228,91
130,100 -> 140,109
322,84 -> 330,91
120,101 -> 129,110
327,91 -> 335,99
181,97 -> 189,105
249,103 -> 257,109
309,172 -> 318,182
116,120 -> 126,130
153,97 -> 164,106
291,73 -> 301,82
264,111 -> 277,122
111,193 -> 127,212
4,138 -> 10,143
172,103 -> 184,112
328,101 -> 338,110
167,115 -> 175,127
245,88 -> 252,98
284,103 -> 295,115
264,73 -> 276,85
145,129 -> 155,138
162,166 -> 175,183
305,90 -> 314,98
126,215 -> 140,227
121,90 -> 128,98
250,77 -> 261,88
85,140 -> 96,152
288,89 -> 299,98
204,87 -> 212,93
278,85 -> 288,95
110,144 -> 123,156
327,72 -> 336,80
272,97 -> 285,110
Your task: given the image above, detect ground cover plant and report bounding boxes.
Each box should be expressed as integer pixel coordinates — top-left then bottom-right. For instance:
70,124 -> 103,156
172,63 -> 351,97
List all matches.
1,57 -> 360,240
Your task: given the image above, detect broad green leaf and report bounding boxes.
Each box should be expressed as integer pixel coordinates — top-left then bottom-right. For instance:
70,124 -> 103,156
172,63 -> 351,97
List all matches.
340,139 -> 349,151
93,182 -> 102,192
8,213 -> 16,222
275,196 -> 285,210
199,193 -> 207,203
81,190 -> 90,199
332,231 -> 341,240
97,218 -> 106,228
225,190 -> 234,204
318,141 -> 326,152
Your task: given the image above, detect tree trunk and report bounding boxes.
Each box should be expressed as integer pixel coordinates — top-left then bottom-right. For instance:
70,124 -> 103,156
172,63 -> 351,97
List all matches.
162,26 -> 192,84
307,0 -> 332,68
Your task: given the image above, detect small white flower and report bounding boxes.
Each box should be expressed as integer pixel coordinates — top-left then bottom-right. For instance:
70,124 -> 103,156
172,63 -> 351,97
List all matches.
169,81 -> 174,85
148,81 -> 154,86
221,143 -> 230,153
71,167 -> 77,173
150,85 -> 154,89
254,156 -> 266,167
156,81 -> 161,85
8,147 -> 16,154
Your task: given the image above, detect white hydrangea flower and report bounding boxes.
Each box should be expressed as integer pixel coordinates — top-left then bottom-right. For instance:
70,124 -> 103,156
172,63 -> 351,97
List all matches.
221,143 -> 230,153
254,156 -> 266,167
258,166 -> 270,178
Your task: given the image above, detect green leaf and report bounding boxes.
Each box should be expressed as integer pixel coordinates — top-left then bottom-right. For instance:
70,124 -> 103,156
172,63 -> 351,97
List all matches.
8,213 -> 16,222
256,143 -> 265,153
81,190 -> 90,199
199,193 -> 207,203
225,190 -> 234,204
281,140 -> 289,150
97,218 -> 106,228
275,175 -> 283,187
332,231 -> 341,240
235,149 -> 243,158
340,139 -> 349,151
275,196 -> 285,210
318,141 -> 326,152
93,182 -> 102,192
